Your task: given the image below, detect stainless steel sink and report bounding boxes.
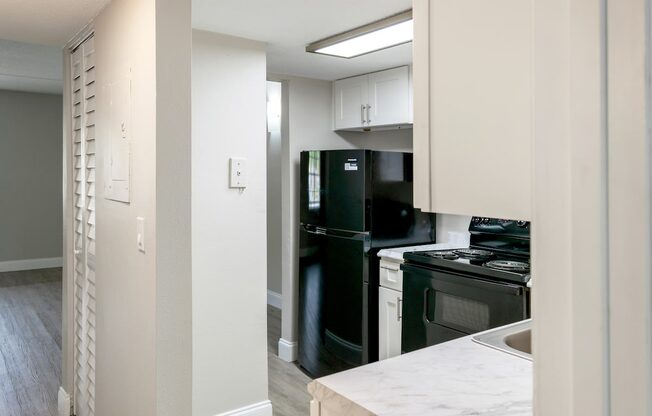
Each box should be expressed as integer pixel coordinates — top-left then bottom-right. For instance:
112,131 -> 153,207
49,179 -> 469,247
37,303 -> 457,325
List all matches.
472,319 -> 532,361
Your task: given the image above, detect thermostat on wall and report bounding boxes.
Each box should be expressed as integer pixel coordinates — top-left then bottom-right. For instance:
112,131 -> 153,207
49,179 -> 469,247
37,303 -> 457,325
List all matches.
229,157 -> 247,188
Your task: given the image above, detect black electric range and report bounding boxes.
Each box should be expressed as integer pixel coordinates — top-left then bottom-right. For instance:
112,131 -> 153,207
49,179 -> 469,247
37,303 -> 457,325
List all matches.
403,247 -> 530,285
400,217 -> 531,353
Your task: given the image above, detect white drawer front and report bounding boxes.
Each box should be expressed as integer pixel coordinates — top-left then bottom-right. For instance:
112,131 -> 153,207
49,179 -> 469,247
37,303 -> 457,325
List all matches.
379,259 -> 403,291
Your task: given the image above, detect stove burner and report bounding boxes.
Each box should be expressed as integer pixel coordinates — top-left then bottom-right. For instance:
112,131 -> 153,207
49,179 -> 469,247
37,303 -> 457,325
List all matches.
425,250 -> 459,260
454,248 -> 495,260
484,260 -> 530,273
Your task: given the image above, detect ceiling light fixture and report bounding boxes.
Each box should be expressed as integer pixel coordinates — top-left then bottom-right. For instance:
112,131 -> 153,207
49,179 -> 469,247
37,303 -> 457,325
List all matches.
306,10 -> 413,59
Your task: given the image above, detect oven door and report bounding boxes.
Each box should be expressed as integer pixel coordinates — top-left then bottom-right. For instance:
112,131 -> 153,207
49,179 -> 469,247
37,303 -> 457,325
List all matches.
400,263 -> 528,354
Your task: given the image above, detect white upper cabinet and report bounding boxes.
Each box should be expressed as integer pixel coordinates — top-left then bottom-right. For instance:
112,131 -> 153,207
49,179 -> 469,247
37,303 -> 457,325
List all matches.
367,66 -> 411,127
333,74 -> 368,130
333,66 -> 412,131
413,0 -> 532,220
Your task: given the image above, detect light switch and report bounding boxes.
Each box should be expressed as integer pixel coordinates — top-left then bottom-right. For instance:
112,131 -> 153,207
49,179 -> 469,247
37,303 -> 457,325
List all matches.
229,157 -> 247,188
136,217 -> 145,252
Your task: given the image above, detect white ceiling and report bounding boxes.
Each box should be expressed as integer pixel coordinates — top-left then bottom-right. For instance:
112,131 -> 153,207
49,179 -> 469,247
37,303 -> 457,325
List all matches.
0,0 -> 412,94
0,0 -> 110,46
0,0 -> 109,94
192,0 -> 413,81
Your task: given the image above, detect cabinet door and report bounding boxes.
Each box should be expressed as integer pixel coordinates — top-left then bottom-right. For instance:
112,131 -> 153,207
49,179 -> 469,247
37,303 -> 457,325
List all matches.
333,74 -> 368,130
378,286 -> 402,360
368,66 -> 410,127
413,0 -> 532,220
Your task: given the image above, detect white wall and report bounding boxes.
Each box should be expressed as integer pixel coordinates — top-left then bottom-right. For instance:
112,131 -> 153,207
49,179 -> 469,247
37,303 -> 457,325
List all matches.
155,0 -> 193,414
533,0 -> 652,414
268,74 -> 419,358
267,74 -> 473,361
192,30 -> 270,415
93,0 -> 158,412
0,90 -> 62,266
336,128 -> 413,152
265,77 -> 415,300
267,81 -> 283,296
268,75 -> 471,360
436,214 -> 471,243
276,76 -> 354,354
65,0 -> 193,415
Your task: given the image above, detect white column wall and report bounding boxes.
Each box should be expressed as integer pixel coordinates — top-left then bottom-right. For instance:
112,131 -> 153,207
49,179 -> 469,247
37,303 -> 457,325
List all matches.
191,30 -> 270,415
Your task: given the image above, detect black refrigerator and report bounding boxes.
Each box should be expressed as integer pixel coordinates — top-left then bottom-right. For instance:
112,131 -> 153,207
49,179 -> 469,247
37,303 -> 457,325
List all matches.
298,149 -> 435,378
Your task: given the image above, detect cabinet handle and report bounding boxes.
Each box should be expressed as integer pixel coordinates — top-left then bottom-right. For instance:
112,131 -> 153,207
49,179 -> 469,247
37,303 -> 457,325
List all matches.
361,104 -> 366,124
366,104 -> 371,124
397,297 -> 402,321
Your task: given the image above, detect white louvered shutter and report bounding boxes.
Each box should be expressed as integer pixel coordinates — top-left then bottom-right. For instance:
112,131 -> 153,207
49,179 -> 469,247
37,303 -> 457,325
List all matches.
71,35 -> 96,416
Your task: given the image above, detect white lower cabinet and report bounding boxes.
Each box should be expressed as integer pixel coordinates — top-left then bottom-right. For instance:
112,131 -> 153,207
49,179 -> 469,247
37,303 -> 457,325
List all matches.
379,286 -> 402,360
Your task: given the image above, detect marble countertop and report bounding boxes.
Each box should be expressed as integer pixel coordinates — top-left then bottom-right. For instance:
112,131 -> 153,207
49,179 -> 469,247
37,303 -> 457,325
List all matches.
308,333 -> 532,416
377,243 -> 466,262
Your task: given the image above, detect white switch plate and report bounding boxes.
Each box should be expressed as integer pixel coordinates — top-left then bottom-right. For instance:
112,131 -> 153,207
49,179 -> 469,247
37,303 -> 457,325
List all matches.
136,217 -> 145,252
229,157 -> 247,188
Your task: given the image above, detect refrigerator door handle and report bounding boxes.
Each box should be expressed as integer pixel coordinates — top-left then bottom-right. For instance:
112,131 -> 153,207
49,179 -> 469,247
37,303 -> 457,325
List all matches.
301,224 -> 369,240
301,224 -> 327,235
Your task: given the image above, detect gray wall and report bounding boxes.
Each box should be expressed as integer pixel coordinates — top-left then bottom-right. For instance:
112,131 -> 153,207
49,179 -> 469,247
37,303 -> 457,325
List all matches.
0,89 -> 62,262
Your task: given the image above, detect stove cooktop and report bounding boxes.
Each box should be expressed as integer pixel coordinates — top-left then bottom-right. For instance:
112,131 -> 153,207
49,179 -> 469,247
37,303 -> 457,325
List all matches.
403,248 -> 531,285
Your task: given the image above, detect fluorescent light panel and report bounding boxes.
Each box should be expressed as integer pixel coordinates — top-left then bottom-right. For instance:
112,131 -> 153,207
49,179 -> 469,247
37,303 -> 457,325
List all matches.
306,10 -> 413,59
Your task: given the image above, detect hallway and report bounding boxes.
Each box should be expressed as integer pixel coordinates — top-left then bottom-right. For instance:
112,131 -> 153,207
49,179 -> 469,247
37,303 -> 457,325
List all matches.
0,268 -> 61,416
0,269 -> 313,416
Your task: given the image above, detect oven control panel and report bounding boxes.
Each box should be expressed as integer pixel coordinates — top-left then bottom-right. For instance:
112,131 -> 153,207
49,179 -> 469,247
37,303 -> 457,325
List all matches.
470,217 -> 530,235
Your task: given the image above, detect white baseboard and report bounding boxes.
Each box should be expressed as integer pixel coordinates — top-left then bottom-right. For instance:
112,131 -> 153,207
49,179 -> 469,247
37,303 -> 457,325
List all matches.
267,290 -> 282,309
215,400 -> 272,416
57,386 -> 71,416
278,337 -> 297,362
0,257 -> 63,273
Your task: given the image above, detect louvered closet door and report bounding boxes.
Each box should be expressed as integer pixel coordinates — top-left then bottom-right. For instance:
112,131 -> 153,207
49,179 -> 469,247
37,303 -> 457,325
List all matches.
71,35 -> 96,416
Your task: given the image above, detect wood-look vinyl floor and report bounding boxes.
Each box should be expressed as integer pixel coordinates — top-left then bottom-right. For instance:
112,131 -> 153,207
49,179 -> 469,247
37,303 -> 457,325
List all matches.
0,268 -> 62,416
268,305 -> 313,416
0,269 -> 309,416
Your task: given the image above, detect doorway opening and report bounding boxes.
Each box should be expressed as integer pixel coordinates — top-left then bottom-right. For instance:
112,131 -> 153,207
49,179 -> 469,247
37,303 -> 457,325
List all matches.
266,80 -> 313,416
0,56 -> 65,414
